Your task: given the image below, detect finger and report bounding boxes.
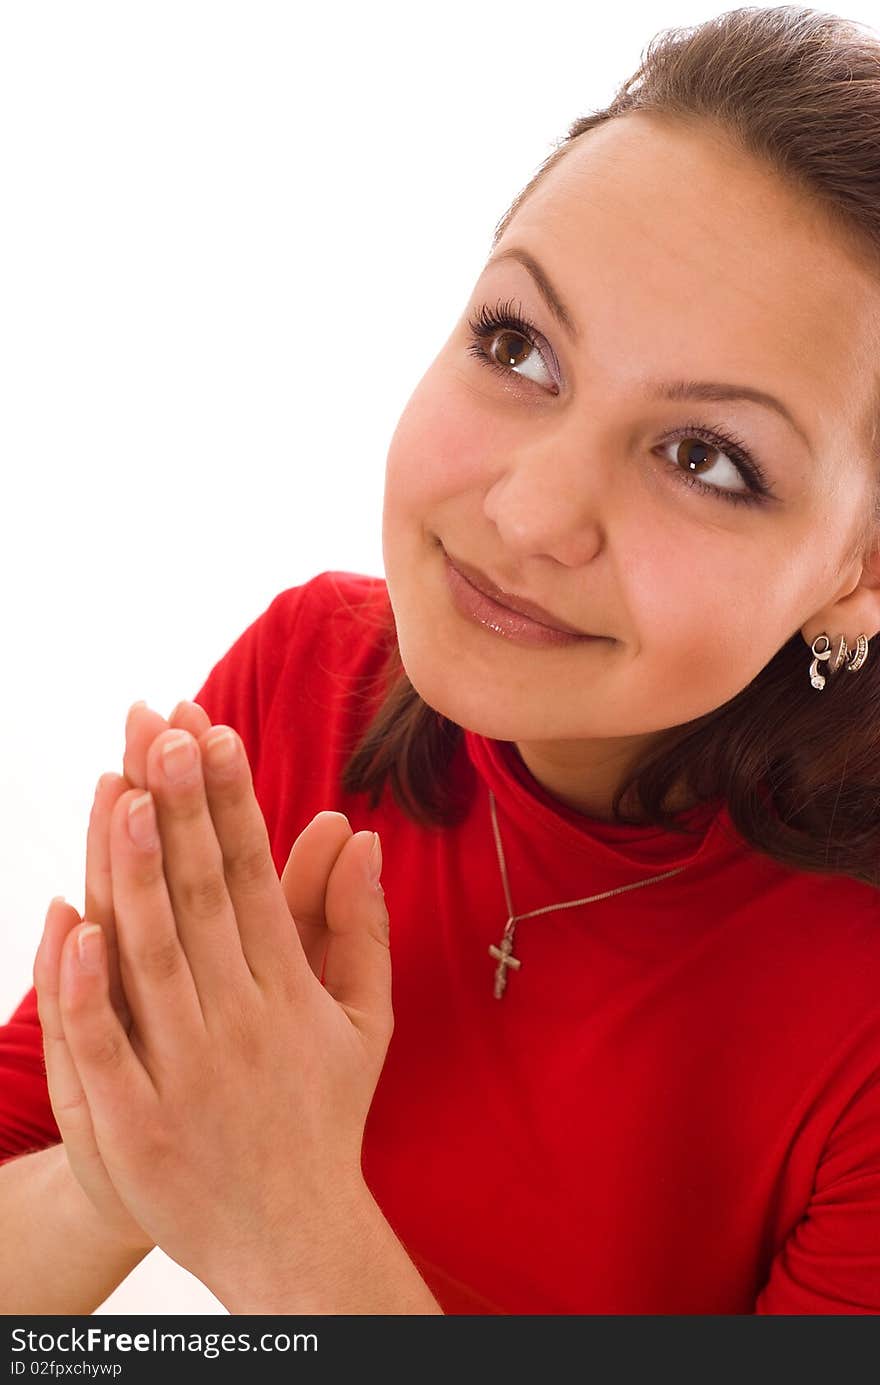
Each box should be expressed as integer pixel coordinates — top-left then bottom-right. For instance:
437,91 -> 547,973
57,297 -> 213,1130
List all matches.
322,830 -> 392,1039
109,786 -> 207,1063
122,702 -> 169,790
140,730 -> 255,1006
279,813 -> 355,980
58,919 -> 156,1141
94,700 -> 170,1025
85,772 -> 134,1029
122,697 -> 212,796
168,699 -> 212,740
196,725 -> 329,991
34,898 -> 105,1157
86,701 -> 208,1037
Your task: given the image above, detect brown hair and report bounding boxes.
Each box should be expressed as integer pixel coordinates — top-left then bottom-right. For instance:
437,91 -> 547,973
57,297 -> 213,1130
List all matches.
342,5 -> 880,889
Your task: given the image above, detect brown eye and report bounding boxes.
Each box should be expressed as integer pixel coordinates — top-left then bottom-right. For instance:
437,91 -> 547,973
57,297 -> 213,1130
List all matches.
658,429 -> 763,507
488,330 -> 532,369
675,437 -> 718,477
667,434 -> 746,497
466,300 -> 559,390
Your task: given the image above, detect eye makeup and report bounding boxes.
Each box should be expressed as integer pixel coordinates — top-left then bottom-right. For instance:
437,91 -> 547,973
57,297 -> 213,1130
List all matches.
464,296 -> 780,509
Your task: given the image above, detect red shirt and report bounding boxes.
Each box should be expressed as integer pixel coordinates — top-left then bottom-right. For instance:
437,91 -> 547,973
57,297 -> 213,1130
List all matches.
3,570 -> 880,1314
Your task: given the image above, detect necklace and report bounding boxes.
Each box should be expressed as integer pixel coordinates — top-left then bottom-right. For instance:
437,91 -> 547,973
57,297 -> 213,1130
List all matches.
487,787 -> 690,999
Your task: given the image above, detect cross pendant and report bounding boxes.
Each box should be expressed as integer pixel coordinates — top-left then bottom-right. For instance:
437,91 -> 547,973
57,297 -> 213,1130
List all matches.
488,923 -> 521,999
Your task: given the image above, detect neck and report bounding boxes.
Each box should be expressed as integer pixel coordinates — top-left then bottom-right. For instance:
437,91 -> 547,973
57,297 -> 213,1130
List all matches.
511,737 -> 697,824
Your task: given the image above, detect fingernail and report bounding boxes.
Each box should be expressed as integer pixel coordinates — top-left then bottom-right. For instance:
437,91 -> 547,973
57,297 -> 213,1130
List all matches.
203,727 -> 237,768
368,831 -> 383,889
128,792 -> 160,849
77,925 -> 103,972
161,731 -> 198,781
46,895 -> 66,923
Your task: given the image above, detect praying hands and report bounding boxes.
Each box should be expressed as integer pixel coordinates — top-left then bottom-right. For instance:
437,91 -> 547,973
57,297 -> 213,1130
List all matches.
32,702 -> 441,1313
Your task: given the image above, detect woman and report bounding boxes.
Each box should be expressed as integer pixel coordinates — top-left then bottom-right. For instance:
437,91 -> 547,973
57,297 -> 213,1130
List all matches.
2,5 -> 879,1313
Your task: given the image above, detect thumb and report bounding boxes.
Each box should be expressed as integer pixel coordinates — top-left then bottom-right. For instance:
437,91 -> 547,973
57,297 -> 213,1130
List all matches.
321,830 -> 392,1035
279,811 -> 354,979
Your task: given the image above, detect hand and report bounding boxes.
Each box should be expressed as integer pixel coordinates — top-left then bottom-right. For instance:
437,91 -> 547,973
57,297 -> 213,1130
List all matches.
33,700 -> 205,1250
52,711 -> 391,1305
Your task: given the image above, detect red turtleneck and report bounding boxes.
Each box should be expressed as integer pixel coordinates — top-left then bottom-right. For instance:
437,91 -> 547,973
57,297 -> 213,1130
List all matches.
2,570 -> 879,1313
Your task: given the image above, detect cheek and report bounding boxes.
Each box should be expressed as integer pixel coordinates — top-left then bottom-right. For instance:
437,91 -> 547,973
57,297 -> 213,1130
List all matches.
630,537 -> 793,712
384,365 -> 495,510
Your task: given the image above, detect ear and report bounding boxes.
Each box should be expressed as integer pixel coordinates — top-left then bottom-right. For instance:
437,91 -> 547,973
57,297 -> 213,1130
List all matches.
801,539 -> 880,651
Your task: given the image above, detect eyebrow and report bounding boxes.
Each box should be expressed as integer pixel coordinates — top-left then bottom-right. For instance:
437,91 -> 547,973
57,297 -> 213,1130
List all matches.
486,244 -> 813,453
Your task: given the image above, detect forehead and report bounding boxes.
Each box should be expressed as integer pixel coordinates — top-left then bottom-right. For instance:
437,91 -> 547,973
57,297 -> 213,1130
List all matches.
496,111 -> 880,464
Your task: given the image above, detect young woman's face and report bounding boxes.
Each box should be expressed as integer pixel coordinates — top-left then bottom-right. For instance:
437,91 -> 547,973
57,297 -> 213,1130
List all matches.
381,111 -> 880,812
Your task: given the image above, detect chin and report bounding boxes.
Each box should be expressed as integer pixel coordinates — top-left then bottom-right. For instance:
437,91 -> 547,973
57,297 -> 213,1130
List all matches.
392,622 -> 546,742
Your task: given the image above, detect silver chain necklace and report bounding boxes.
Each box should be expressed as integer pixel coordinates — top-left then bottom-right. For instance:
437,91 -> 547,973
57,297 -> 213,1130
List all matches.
487,787 -> 689,999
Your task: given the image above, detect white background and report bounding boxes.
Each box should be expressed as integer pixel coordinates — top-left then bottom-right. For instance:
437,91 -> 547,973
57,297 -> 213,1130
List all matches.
2,0 -> 877,1315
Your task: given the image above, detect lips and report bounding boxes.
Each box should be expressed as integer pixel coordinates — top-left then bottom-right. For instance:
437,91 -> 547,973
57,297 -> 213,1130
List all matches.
443,548 -> 592,637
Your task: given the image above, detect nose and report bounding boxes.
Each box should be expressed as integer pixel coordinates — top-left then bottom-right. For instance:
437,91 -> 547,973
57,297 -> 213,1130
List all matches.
482,441 -> 606,567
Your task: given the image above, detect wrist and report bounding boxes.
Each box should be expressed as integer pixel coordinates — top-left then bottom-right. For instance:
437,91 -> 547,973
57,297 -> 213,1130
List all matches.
55,1146 -> 155,1261
214,1182 -> 443,1315
210,1178 -> 381,1315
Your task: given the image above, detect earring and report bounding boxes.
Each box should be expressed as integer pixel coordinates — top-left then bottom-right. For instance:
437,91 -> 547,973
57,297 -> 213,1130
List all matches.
845,633 -> 870,672
809,633 -> 870,690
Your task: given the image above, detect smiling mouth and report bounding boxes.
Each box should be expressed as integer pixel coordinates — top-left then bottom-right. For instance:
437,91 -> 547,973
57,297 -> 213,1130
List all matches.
440,545 -> 611,651
442,546 -> 597,637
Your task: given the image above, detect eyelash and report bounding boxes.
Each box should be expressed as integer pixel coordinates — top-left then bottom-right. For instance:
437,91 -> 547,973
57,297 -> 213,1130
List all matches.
464,298 -> 776,509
